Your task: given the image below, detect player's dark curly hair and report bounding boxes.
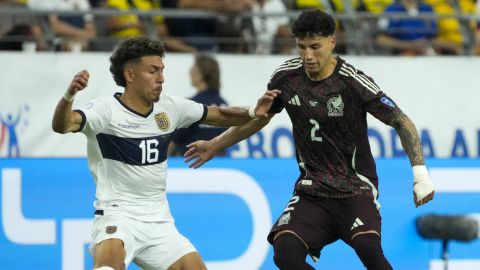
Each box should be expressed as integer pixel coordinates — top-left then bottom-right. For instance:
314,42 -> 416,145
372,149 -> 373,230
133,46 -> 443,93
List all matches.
109,37 -> 165,87
291,9 -> 336,38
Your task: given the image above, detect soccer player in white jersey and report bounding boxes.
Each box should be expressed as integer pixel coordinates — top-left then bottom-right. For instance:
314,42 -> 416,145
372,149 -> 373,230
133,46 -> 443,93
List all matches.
52,37 -> 279,270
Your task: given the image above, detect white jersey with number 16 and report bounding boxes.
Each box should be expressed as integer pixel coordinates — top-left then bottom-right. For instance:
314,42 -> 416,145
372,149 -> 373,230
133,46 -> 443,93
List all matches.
76,92 -> 207,222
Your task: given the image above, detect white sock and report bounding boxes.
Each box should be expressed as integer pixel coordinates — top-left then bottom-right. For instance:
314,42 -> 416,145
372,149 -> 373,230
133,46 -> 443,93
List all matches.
93,267 -> 115,270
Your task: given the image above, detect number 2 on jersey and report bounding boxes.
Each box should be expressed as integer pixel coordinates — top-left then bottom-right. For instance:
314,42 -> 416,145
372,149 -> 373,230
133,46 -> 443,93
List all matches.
283,195 -> 300,212
309,119 -> 323,142
139,139 -> 159,164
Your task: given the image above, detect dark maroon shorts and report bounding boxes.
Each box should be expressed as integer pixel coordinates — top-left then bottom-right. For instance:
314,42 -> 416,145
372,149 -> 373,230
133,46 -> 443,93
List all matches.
267,193 -> 382,259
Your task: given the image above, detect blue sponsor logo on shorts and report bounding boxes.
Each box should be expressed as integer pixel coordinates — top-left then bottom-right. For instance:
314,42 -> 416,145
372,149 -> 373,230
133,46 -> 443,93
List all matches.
381,97 -> 395,108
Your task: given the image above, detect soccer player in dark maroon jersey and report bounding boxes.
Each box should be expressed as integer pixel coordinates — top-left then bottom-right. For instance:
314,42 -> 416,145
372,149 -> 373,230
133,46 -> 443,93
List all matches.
184,9 -> 435,270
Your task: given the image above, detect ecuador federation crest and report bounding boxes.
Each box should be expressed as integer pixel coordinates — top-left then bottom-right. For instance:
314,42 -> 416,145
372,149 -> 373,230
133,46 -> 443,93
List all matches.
155,112 -> 170,131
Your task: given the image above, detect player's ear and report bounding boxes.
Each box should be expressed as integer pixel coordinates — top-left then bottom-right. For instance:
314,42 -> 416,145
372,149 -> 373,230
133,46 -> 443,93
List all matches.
124,68 -> 134,83
330,35 -> 336,50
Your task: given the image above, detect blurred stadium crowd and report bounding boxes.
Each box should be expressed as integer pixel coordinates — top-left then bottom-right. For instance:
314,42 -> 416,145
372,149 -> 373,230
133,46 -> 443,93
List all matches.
0,0 -> 479,56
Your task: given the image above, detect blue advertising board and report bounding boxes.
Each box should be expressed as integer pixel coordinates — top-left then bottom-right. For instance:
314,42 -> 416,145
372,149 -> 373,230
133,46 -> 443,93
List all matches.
1,158 -> 479,270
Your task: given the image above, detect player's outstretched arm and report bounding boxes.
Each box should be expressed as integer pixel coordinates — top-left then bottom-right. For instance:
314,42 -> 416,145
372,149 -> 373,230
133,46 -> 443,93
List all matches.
389,111 -> 435,207
52,70 -> 89,133
185,116 -> 271,169
201,89 -> 280,127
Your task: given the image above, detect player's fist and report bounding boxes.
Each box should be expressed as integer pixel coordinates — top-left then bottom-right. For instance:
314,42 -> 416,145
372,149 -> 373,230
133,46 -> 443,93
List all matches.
413,165 -> 435,207
254,89 -> 281,118
67,70 -> 90,94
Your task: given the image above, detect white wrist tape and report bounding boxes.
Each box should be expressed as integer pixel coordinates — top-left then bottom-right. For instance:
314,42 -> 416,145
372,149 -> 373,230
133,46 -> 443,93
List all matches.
248,106 -> 256,118
413,165 -> 434,202
63,91 -> 76,102
412,165 -> 429,183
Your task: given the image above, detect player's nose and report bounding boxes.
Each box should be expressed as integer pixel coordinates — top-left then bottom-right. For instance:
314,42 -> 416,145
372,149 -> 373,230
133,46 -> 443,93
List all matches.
305,48 -> 315,58
157,73 -> 164,84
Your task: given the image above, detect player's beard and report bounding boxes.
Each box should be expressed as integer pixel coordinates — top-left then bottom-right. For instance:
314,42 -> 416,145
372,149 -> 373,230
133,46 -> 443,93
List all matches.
151,91 -> 160,102
152,87 -> 162,102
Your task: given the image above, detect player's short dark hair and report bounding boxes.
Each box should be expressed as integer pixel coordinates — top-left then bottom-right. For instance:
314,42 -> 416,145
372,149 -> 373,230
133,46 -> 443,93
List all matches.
194,53 -> 220,91
109,37 -> 165,87
291,9 -> 336,38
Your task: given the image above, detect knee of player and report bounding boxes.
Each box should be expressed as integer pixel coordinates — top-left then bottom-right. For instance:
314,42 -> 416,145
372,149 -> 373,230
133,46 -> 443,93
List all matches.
273,233 -> 309,262
351,233 -> 387,261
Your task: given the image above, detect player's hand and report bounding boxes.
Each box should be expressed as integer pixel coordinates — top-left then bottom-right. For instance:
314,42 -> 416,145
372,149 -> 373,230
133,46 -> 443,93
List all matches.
413,165 -> 435,207
253,89 -> 281,118
184,140 -> 215,169
67,70 -> 90,95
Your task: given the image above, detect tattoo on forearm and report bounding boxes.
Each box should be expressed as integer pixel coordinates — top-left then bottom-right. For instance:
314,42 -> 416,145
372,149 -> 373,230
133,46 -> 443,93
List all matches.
390,113 -> 425,166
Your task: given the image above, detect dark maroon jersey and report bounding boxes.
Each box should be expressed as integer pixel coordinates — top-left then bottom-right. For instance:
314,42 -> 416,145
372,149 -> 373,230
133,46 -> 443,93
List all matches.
268,56 -> 402,200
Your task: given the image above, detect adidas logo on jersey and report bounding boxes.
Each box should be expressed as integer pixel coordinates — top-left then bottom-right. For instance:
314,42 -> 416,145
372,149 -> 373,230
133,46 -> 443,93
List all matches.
288,95 -> 301,106
351,217 -> 364,230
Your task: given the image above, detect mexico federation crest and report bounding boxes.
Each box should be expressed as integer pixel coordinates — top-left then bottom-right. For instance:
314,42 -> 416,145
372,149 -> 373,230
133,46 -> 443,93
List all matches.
327,95 -> 344,117
154,112 -> 170,131
106,226 -> 117,234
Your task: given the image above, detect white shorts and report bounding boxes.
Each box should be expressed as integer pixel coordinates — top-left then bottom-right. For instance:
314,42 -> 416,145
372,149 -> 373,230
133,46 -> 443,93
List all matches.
89,214 -> 197,270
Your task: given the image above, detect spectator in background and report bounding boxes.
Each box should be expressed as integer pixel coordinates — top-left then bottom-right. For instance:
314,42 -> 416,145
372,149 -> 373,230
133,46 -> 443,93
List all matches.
105,0 -> 196,52
292,0 -> 345,12
356,0 -> 394,13
27,0 -> 96,51
0,0 -> 46,51
251,0 -> 293,54
89,0 -> 107,7
354,0 -> 394,54
161,0 -> 253,52
169,54 -> 229,156
87,0 -> 112,51
424,0 -> 476,55
376,0 -> 438,55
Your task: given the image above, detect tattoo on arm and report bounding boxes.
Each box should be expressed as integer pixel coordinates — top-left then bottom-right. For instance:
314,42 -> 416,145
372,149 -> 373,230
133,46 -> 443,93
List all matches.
389,112 -> 425,166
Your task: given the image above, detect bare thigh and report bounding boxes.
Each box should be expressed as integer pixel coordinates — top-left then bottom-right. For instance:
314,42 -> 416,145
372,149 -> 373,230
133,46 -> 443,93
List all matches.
167,252 -> 206,270
93,238 -> 126,270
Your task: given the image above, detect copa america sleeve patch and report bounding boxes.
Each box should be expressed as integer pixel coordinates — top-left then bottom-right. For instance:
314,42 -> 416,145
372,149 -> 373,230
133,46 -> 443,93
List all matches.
380,97 -> 395,108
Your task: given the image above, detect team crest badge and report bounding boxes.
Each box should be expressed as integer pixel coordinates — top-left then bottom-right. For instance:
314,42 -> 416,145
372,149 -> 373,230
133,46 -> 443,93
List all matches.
327,95 -> 344,117
154,112 -> 170,131
278,212 -> 291,226
106,226 -> 117,234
